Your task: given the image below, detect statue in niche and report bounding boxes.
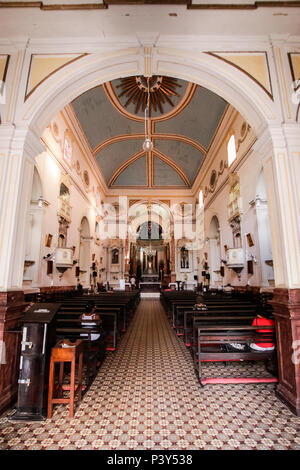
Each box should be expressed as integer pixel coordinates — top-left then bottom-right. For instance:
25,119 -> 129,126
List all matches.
180,247 -> 189,269
111,248 -> 119,265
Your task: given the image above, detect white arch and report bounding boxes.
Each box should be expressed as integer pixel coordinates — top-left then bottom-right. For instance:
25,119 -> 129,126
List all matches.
18,48 -> 280,147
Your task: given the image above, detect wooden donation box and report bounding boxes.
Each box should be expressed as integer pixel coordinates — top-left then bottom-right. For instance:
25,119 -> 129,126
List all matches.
10,303 -> 61,421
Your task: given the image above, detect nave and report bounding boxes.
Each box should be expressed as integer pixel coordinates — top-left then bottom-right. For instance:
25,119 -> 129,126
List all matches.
0,300 -> 299,450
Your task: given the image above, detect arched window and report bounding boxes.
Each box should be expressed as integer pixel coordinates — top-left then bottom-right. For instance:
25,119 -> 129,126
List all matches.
95,221 -> 99,238
227,134 -> 237,167
199,189 -> 203,208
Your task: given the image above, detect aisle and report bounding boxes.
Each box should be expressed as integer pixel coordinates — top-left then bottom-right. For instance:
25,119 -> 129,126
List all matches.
0,299 -> 299,450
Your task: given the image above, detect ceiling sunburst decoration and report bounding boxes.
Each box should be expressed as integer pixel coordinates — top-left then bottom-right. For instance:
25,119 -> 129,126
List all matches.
116,75 -> 181,115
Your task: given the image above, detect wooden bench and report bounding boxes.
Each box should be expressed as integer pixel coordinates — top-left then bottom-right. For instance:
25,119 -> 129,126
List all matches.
196,324 -> 278,386
58,305 -> 123,350
61,293 -> 138,332
184,305 -> 257,346
174,302 -> 255,336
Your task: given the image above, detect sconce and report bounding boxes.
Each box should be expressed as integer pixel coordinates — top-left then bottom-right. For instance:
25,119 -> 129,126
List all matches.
249,195 -> 267,208
31,196 -> 50,208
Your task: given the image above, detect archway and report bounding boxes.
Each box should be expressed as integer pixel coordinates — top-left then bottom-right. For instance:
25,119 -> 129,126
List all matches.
128,200 -> 173,285
20,49 -> 278,150
79,216 -> 91,287
23,166 -> 44,288
255,169 -> 275,287
208,215 -> 221,288
17,49 -> 280,291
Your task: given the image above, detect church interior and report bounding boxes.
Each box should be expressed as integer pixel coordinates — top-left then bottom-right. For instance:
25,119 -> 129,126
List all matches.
0,0 -> 299,451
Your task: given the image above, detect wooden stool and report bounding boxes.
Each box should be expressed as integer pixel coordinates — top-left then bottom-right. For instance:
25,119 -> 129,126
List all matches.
47,339 -> 84,418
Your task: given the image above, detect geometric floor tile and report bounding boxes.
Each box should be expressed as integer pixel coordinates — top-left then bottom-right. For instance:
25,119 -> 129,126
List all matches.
0,299 -> 299,450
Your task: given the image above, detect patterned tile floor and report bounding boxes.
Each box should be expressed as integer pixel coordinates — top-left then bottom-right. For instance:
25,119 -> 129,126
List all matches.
0,299 -> 299,450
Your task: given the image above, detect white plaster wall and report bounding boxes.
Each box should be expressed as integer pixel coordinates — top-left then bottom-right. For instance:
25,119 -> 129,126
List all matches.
23,112 -> 105,289
196,111 -> 274,288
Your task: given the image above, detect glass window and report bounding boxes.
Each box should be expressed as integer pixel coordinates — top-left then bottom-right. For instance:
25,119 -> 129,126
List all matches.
199,189 -> 203,208
228,134 -> 237,167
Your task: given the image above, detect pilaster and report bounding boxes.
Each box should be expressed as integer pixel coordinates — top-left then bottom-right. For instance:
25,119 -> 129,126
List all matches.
0,125 -> 45,291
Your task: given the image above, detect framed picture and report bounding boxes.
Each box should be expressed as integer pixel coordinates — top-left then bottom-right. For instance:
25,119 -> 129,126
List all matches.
63,132 -> 72,167
246,233 -> 254,247
247,259 -> 254,275
47,260 -> 53,275
45,233 -> 53,247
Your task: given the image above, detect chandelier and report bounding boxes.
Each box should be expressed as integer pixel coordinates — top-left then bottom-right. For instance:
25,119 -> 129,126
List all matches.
142,77 -> 153,153
144,247 -> 156,257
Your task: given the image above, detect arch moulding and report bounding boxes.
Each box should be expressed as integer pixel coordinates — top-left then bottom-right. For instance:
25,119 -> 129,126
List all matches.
17,47 -> 280,150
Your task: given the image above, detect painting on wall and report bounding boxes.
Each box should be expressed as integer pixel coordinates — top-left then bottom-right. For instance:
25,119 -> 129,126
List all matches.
246,233 -> 254,247
63,134 -> 72,167
45,233 -> 53,247
111,248 -> 119,265
180,247 -> 189,269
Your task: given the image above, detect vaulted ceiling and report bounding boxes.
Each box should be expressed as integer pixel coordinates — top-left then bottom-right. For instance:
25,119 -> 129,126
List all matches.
71,76 -> 228,189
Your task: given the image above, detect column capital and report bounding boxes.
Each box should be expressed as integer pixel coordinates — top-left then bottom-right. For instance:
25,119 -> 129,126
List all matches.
0,124 -> 45,162
282,123 -> 300,151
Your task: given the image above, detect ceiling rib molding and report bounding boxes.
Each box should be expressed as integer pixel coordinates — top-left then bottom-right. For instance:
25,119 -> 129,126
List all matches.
153,133 -> 207,155
92,132 -> 207,156
103,80 -> 197,124
152,82 -> 197,123
93,133 -> 144,156
108,150 -> 146,187
153,149 -> 190,187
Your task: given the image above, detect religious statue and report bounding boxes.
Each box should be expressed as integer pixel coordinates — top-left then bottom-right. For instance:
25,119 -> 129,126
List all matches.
180,247 -> 189,269
111,248 -> 119,264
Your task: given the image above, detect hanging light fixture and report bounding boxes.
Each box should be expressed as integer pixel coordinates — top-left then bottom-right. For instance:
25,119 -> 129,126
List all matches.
143,77 -> 153,152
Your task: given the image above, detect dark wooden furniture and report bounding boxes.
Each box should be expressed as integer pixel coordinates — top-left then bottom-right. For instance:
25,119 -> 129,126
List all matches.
196,324 -> 278,386
9,303 -> 60,421
184,306 -> 257,347
47,339 -> 84,418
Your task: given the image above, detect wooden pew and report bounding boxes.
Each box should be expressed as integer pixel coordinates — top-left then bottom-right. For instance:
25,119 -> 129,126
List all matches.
190,314 -> 256,368
196,324 -> 278,386
61,292 -> 139,332
183,305 -> 257,346
160,291 -> 198,324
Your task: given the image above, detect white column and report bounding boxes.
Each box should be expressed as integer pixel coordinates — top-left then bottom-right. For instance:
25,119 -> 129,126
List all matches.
0,125 -> 44,291
254,125 -> 300,288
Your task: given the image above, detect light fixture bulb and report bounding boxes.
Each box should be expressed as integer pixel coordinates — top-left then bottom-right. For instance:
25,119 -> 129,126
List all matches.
143,138 -> 153,152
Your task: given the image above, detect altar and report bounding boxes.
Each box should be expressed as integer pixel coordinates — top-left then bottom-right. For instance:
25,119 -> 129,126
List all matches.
139,279 -> 161,292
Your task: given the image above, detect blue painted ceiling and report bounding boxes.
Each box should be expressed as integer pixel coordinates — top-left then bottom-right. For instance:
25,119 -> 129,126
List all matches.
71,76 -> 227,188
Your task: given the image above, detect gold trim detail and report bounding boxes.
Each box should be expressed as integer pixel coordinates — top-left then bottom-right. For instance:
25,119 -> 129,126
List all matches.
206,52 -> 273,100
25,53 -> 88,101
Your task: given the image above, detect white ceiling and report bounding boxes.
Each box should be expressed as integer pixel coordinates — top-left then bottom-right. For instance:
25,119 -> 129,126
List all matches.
0,4 -> 299,40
